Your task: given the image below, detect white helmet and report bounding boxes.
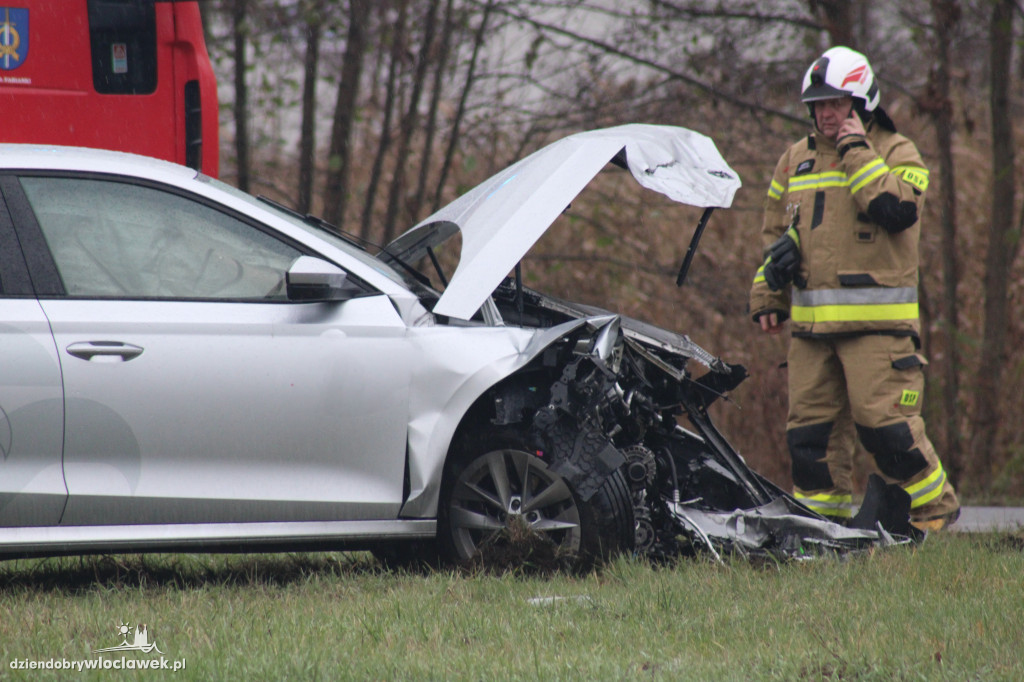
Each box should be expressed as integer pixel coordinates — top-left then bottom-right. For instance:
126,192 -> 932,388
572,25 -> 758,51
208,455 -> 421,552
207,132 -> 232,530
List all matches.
801,46 -> 880,112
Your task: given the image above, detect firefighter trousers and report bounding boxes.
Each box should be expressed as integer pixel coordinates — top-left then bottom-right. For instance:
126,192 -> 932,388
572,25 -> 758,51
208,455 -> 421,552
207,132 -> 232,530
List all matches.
785,334 -> 959,522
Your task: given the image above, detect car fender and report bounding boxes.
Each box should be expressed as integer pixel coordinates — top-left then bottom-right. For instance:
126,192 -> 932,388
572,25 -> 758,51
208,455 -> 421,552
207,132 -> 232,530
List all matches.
398,316 -> 596,518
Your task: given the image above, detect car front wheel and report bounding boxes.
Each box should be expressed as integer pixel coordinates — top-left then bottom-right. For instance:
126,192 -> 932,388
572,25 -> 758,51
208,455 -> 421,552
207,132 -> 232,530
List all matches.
438,429 -> 633,568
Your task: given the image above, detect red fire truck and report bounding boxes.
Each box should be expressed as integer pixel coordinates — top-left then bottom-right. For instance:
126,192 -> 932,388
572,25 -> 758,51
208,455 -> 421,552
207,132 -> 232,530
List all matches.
0,0 -> 219,176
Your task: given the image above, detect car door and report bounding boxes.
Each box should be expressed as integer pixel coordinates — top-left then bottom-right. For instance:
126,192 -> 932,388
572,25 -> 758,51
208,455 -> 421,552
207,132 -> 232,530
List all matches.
0,181 -> 66,527
9,173 -> 412,526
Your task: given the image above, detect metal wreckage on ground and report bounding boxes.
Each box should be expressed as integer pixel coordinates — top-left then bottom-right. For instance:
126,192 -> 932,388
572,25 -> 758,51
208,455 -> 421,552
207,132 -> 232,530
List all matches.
384,125 -> 918,566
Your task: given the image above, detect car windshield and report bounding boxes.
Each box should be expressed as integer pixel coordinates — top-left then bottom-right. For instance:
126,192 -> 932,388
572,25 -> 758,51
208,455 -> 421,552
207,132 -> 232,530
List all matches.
198,175 -> 432,293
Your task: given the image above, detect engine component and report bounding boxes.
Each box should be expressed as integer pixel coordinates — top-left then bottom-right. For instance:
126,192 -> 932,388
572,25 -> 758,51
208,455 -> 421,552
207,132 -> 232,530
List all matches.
621,444 -> 657,491
634,508 -> 655,553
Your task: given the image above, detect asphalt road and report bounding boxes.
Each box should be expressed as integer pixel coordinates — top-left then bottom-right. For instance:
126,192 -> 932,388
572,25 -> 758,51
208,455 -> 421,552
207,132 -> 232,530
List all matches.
952,507 -> 1024,533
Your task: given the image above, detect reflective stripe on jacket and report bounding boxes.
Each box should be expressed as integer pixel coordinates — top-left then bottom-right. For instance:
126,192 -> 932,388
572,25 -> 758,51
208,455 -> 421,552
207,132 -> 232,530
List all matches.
794,490 -> 854,519
749,124 -> 928,337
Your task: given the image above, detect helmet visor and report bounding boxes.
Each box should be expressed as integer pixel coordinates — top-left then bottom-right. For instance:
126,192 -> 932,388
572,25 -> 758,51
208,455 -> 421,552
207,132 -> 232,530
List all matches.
801,82 -> 851,103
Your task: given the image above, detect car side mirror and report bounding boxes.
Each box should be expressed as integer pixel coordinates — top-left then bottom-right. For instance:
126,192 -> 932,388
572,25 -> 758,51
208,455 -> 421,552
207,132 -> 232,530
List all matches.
286,256 -> 352,301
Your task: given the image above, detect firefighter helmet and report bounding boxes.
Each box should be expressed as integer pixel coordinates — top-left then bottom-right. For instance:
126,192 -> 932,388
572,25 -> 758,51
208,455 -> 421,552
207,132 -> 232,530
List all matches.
801,46 -> 880,112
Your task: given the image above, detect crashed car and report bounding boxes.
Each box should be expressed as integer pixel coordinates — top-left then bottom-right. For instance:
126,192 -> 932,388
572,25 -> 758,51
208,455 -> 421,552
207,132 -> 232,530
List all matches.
0,126 -> 913,566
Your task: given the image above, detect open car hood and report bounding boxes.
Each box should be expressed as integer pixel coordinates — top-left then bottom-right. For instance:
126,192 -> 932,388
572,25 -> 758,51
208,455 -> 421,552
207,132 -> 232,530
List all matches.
383,124 -> 741,321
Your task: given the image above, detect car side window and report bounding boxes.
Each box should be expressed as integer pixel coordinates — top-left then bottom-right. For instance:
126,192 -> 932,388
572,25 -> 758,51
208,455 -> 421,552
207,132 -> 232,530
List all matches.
19,177 -> 302,300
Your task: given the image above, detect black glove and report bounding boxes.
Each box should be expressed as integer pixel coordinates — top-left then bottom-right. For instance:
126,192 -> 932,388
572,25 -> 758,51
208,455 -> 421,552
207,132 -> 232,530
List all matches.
762,226 -> 801,291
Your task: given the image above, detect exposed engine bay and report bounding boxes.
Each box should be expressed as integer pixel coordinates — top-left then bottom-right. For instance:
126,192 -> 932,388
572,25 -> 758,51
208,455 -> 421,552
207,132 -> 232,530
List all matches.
481,280 -> 917,562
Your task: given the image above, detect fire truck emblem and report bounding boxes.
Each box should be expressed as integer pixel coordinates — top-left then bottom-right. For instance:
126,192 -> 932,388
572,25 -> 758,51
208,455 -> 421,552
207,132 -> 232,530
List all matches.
0,7 -> 28,70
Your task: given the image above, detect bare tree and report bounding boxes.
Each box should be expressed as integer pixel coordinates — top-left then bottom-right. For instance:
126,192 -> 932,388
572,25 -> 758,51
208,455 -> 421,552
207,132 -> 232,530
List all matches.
382,0 -> 443,242
972,0 -> 1019,488
297,0 -> 326,214
807,0 -> 856,47
361,0 -> 409,241
323,0 -> 371,228
411,0 -> 456,222
433,1 -> 494,212
199,0 -> 215,49
233,0 -> 251,192
918,0 -> 965,486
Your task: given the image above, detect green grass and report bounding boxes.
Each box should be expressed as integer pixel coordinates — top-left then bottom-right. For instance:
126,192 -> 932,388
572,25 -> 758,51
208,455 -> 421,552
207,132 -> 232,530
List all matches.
2,533 -> 1022,680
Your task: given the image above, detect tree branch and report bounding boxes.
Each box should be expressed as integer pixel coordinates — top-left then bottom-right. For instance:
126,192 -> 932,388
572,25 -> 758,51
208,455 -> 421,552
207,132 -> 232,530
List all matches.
487,3 -> 807,125
649,0 -> 823,31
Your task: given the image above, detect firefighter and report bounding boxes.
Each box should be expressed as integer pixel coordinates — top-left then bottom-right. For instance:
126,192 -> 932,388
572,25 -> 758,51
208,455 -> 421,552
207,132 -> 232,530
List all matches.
749,46 -> 960,531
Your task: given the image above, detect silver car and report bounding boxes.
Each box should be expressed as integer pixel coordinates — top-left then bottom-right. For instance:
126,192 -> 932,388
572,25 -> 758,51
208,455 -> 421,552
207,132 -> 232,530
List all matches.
0,126 -> 913,566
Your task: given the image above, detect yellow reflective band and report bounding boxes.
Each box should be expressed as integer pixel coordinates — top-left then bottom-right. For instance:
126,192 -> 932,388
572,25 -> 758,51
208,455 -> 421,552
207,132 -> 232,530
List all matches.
904,466 -> 946,508
850,159 -> 890,194
785,164 -> 928,198
894,165 -> 929,192
899,389 -> 920,406
788,171 -> 848,192
753,265 -> 765,285
785,224 -> 800,246
794,491 -> 854,517
782,161 -> 929,197
790,302 -> 919,324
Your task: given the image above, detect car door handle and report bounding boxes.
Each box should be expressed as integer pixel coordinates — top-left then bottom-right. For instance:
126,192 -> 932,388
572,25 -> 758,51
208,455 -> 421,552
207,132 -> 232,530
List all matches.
65,341 -> 145,362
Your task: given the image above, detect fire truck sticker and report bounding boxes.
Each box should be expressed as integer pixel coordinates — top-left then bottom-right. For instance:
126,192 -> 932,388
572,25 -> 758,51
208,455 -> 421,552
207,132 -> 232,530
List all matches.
0,7 -> 28,71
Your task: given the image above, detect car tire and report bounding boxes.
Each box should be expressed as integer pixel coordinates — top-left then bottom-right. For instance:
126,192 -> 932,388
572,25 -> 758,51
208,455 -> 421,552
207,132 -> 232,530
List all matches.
438,427 -> 634,568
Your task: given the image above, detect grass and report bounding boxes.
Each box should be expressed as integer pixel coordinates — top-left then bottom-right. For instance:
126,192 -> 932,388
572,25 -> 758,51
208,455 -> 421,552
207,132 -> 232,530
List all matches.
1,532 -> 1022,680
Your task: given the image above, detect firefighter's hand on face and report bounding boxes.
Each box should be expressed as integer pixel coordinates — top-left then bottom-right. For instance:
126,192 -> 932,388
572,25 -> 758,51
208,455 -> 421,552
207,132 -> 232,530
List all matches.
836,112 -> 865,145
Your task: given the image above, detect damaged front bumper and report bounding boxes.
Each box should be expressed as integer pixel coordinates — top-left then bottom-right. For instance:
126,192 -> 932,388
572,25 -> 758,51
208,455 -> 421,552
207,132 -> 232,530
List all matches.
667,498 -> 905,563
629,410 -> 918,563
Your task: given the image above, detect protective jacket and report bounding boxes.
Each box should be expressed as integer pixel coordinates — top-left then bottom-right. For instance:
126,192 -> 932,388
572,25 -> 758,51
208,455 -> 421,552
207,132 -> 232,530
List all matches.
750,122 -> 929,337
